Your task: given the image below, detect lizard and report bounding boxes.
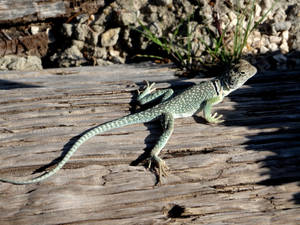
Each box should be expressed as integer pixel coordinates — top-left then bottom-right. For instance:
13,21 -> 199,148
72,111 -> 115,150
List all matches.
0,59 -> 257,185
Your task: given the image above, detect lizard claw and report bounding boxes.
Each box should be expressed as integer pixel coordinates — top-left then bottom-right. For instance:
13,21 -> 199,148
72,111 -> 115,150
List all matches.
207,112 -> 224,124
144,80 -> 156,93
138,80 -> 156,98
148,156 -> 169,185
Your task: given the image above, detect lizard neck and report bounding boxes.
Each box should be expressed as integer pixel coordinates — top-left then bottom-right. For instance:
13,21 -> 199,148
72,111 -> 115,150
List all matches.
212,78 -> 234,97
218,77 -> 236,96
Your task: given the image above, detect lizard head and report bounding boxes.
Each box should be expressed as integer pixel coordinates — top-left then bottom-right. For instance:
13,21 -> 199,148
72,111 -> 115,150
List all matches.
222,59 -> 257,92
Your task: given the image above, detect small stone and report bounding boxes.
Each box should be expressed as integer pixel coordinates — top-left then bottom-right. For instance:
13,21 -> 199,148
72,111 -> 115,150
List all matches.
262,0 -> 272,9
273,8 -> 287,22
268,42 -> 278,51
119,12 -> 137,26
280,40 -> 289,53
0,55 -> 42,71
94,47 -> 107,59
108,47 -> 120,57
91,25 -> 104,34
261,35 -> 269,46
269,36 -> 282,44
252,39 -> 261,49
273,21 -> 292,32
101,28 -> 121,47
254,4 -> 262,18
90,31 -> 100,46
62,23 -> 73,37
260,46 -> 269,54
30,26 -> 39,35
252,31 -> 261,38
75,24 -> 89,41
96,58 -> 113,66
149,22 -> 162,38
262,0 -> 273,19
110,56 -> 125,64
72,40 -> 85,50
282,30 -> 289,41
65,45 -> 84,60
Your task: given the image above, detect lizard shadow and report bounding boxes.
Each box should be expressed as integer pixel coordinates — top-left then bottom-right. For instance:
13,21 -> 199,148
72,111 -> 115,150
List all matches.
222,67 -> 300,205
0,79 -> 42,90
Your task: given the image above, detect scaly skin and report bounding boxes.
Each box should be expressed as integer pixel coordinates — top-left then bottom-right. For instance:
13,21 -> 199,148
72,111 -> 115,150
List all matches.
0,60 -> 257,185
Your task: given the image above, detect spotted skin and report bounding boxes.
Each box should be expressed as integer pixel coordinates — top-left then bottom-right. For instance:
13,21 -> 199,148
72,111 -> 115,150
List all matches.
0,60 -> 257,185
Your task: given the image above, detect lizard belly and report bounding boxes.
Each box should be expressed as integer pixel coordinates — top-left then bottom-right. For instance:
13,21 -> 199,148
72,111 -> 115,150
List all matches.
173,111 -> 195,118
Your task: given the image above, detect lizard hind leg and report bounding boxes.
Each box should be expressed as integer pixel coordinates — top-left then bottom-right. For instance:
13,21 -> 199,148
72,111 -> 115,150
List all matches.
148,112 -> 174,185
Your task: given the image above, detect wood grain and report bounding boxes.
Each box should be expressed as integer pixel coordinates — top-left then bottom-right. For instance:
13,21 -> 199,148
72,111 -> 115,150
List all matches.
0,63 -> 299,224
0,0 -> 104,24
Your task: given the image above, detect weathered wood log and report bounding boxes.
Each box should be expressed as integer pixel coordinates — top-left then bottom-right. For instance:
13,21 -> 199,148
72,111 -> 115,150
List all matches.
0,63 -> 299,224
0,0 -> 104,24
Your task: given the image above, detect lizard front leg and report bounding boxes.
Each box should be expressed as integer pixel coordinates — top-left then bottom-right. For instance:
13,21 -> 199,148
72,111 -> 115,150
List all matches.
137,81 -> 174,105
148,112 -> 174,184
203,96 -> 225,124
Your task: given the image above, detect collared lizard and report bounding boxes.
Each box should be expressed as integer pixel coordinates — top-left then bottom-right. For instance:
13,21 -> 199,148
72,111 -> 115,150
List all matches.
0,59 -> 257,185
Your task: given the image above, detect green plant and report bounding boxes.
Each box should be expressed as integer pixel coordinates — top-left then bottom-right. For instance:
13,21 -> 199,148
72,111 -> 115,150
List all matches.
135,16 -> 195,69
135,0 -> 277,71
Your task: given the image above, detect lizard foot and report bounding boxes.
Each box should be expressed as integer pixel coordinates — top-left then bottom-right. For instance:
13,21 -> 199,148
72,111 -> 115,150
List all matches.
148,155 -> 169,185
206,112 -> 224,124
138,80 -> 156,97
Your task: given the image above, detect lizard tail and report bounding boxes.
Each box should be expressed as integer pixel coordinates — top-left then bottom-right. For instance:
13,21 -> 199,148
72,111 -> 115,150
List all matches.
0,110 -> 159,185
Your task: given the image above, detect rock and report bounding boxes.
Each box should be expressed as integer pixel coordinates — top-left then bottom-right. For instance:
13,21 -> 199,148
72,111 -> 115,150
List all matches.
89,32 -> 97,46
110,56 -> 125,64
101,28 -> 121,47
94,47 -> 107,59
254,4 -> 262,18
95,58 -> 113,66
65,45 -> 84,60
62,23 -> 74,37
75,24 -> 90,41
72,40 -> 85,50
273,21 -> 292,33
268,42 -> 278,51
286,4 -> 300,51
269,36 -> 282,44
280,39 -> 289,53
0,55 -> 42,71
282,30 -> 289,41
118,11 -> 137,26
91,25 -> 104,34
260,46 -> 269,54
108,48 -> 120,57
19,0 -> 300,69
273,8 -> 287,22
55,45 -> 88,67
149,22 -> 162,38
30,26 -> 39,35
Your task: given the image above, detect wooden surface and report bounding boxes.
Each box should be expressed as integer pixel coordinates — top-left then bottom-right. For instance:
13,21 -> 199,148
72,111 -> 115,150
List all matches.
0,63 -> 299,224
0,0 -> 103,24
